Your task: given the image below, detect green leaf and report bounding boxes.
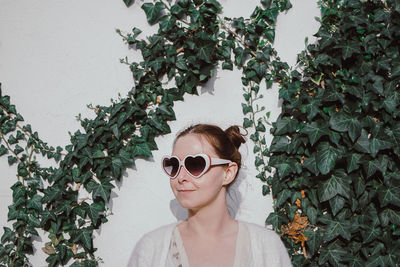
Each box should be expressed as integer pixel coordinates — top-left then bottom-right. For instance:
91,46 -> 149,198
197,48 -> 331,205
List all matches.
265,211 -> 288,229
262,185 -> 270,196
324,218 -> 352,242
27,195 -> 42,211
347,153 -> 362,173
92,150 -> 105,159
378,185 -> 400,207
336,41 -> 360,60
316,142 -> 339,175
276,189 -> 291,207
361,224 -> 382,243
349,255 -> 365,267
0,144 -> 7,156
304,230 -> 323,256
123,0 -> 134,7
132,143 -> 152,158
274,117 -> 297,135
90,179 -> 114,202
274,162 -> 293,179
380,208 -> 400,227
330,113 -> 361,142
369,136 -> 392,158
222,61 -> 233,70
197,46 -> 212,63
306,206 -> 318,225
319,241 -> 348,266
141,2 -> 165,24
302,155 -> 319,175
329,195 -> 345,216
301,122 -> 329,145
233,47 -> 247,66
85,202 -> 104,225
76,228 -> 93,251
242,118 -> 253,128
318,171 -> 351,201
1,227 -> 16,243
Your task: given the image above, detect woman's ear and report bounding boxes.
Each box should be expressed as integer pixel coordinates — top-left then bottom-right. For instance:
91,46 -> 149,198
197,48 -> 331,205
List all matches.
222,162 -> 238,186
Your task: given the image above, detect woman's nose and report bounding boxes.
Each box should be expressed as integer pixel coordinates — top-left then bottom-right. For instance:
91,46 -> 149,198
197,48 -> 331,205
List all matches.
176,166 -> 190,183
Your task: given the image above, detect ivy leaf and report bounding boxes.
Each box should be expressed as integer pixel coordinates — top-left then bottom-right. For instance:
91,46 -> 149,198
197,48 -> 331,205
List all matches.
347,153 -> 362,173
336,41 -> 360,60
274,162 -> 292,179
306,206 -> 318,225
141,2 -> 165,24
1,227 -> 16,243
132,143 -> 152,158
276,189 -> 292,207
85,202 -> 104,225
302,155 -> 319,175
75,228 -> 93,251
301,122 -> 329,145
274,117 -> 297,135
265,211 -> 288,229
316,142 -> 339,175
304,230 -> 323,256
361,224 -> 382,243
123,0 -> 134,7
369,136 -> 392,158
329,195 -> 346,216
378,184 -> 400,207
90,179 -> 114,202
318,241 -> 348,266
0,144 -> 8,156
222,61 -> 233,70
330,112 -> 361,142
379,208 -> 400,227
27,195 -> 42,211
92,150 -> 105,159
233,47 -> 247,66
318,171 -> 351,201
352,175 -> 366,198
197,45 -> 213,63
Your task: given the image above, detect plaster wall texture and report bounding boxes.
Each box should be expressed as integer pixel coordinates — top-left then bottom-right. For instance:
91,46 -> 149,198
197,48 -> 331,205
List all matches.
0,0 -> 320,266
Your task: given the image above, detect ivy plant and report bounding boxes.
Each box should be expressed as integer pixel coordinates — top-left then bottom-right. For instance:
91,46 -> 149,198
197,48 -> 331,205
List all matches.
267,0 -> 400,265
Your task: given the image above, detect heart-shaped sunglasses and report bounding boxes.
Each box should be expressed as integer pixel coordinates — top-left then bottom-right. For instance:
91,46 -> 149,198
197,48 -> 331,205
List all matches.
161,153 -> 231,179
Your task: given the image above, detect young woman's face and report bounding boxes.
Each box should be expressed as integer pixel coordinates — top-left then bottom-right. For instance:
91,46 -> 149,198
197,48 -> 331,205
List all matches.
169,133 -> 229,210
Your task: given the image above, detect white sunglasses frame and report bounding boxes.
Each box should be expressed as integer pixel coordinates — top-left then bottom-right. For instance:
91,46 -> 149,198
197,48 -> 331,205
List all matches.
161,153 -> 231,179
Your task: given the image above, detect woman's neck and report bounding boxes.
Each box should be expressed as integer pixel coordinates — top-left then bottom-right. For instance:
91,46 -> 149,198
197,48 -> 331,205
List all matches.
183,189 -> 236,238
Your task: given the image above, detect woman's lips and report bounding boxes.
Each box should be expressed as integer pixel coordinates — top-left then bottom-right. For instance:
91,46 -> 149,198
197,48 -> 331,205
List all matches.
178,190 -> 195,193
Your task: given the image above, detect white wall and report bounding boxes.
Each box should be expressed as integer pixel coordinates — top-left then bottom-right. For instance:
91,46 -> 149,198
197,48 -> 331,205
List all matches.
0,0 -> 320,266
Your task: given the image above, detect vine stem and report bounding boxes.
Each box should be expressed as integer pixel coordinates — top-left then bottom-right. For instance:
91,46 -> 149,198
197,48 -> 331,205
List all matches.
0,104 -> 65,156
248,81 -> 270,186
0,132 -> 22,164
218,16 -> 257,58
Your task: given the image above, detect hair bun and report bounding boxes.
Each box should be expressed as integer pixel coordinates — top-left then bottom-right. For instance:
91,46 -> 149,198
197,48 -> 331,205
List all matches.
225,125 -> 246,149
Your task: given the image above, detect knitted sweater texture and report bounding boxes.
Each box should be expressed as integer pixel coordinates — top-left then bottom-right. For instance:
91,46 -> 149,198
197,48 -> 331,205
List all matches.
127,221 -> 292,267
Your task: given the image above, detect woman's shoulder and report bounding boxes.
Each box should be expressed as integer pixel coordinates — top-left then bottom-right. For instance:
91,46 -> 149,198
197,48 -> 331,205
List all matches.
239,221 -> 293,266
240,221 -> 281,240
137,221 -> 179,244
127,222 -> 180,266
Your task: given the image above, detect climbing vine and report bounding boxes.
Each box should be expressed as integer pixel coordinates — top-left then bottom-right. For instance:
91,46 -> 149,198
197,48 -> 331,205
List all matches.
0,0 -> 290,266
267,0 -> 400,265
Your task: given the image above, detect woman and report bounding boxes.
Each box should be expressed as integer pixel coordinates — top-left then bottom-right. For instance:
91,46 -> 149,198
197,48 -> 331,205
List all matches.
128,124 -> 292,267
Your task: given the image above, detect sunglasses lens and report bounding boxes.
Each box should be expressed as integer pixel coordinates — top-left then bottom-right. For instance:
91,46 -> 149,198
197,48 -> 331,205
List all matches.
163,157 -> 179,177
185,156 -> 206,177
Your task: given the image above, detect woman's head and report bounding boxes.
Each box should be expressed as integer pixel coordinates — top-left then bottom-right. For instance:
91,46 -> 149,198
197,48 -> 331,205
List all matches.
168,123 -> 246,210
175,124 -> 245,170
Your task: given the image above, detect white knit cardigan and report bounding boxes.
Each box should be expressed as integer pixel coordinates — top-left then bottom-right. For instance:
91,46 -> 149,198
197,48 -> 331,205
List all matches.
127,221 -> 293,267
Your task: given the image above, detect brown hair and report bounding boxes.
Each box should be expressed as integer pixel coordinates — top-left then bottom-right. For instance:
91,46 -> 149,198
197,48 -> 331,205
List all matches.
174,124 -> 247,177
